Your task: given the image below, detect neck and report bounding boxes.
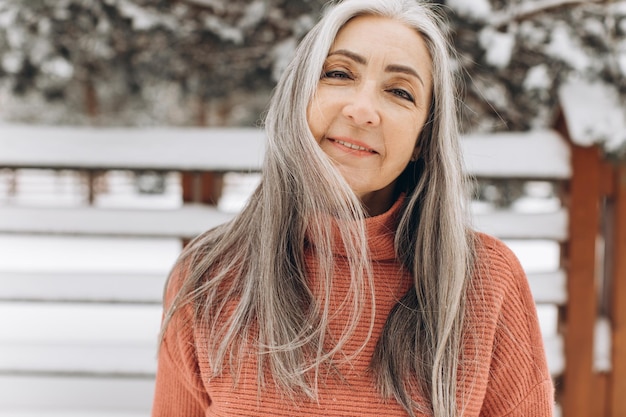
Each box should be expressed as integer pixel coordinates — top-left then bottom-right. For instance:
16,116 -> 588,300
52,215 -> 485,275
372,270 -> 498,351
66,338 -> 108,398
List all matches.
358,183 -> 398,217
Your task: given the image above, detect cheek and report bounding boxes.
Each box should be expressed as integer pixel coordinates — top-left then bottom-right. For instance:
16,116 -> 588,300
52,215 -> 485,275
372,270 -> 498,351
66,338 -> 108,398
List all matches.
306,101 -> 326,142
391,124 -> 421,154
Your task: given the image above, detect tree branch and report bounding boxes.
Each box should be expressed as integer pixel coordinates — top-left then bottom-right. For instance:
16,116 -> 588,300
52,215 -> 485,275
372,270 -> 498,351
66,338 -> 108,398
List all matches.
490,0 -> 607,28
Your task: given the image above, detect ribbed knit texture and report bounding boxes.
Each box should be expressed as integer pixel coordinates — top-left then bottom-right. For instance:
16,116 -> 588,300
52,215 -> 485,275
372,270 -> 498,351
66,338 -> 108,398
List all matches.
152,198 -> 554,416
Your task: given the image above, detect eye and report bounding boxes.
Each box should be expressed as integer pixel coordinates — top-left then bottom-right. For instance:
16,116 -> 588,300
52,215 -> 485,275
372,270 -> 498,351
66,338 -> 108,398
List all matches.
322,70 -> 353,80
389,88 -> 415,103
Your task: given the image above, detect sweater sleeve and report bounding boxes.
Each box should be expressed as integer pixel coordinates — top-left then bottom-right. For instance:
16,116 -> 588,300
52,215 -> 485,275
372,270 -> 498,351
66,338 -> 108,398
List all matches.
151,261 -> 211,417
480,238 -> 555,417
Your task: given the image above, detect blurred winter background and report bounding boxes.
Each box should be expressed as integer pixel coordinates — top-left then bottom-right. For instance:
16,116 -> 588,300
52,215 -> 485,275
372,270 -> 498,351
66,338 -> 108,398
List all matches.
0,0 -> 625,415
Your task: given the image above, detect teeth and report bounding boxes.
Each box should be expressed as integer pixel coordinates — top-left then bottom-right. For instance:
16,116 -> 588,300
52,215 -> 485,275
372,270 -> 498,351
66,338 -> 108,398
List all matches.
335,139 -> 371,152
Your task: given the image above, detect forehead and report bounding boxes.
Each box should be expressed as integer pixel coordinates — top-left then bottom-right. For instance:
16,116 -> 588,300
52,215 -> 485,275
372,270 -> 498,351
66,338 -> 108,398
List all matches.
330,15 -> 432,78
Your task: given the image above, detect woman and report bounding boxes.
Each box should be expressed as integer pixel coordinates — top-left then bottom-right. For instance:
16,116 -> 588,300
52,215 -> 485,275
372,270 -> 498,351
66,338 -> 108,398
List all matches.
152,0 -> 554,416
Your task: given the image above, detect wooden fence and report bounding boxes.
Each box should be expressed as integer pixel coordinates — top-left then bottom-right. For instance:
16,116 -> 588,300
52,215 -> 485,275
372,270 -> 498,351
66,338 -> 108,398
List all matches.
0,124 -> 621,416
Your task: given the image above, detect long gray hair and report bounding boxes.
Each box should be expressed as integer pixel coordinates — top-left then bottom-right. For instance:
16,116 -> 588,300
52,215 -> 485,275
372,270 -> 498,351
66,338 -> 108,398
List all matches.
162,1 -> 475,416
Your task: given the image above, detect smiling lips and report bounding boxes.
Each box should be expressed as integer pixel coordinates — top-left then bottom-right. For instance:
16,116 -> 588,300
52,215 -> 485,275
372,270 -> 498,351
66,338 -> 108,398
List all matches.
330,138 -> 377,154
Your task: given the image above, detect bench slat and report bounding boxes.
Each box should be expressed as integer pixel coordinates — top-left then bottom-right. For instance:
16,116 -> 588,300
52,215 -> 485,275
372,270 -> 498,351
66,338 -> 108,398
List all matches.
0,303 -> 160,344
0,344 -> 156,376
461,130 -> 571,179
0,412 -> 147,417
0,205 -> 232,239
0,205 -> 568,241
0,374 -> 153,413
473,209 -> 568,241
2,331 -> 564,378
0,271 -> 166,303
0,126 -> 265,172
0,302 -> 160,376
544,335 -> 565,376
528,270 -> 567,305
0,126 -> 570,179
0,269 -> 566,305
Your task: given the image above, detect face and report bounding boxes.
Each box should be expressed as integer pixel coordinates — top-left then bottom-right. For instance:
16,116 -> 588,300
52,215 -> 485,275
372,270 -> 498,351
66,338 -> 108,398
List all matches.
307,15 -> 433,216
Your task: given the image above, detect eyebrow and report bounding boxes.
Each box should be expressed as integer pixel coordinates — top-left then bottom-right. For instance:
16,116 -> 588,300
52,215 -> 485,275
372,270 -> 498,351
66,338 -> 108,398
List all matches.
327,49 -> 425,87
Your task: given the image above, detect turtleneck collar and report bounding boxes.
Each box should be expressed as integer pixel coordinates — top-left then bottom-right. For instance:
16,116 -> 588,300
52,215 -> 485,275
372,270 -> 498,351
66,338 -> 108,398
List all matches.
361,193 -> 404,261
306,194 -> 405,262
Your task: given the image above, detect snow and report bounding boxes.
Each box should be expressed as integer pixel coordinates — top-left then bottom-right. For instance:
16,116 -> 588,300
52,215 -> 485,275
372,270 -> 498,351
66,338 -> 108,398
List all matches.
238,1 -> 266,31
0,302 -> 160,345
29,38 -> 53,65
506,240 -> 560,272
0,235 -> 179,273
523,64 -> 551,91
6,24 -> 25,48
0,374 -> 154,413
609,1 -> 626,14
481,82 -> 510,111
595,317 -> 612,372
0,125 -> 266,171
616,38 -> 626,78
41,57 -> 74,80
1,51 -> 22,74
204,15 -> 244,44
271,37 -> 297,82
545,24 -> 592,72
479,27 -> 515,69
559,76 -> 626,150
518,20 -> 549,45
446,0 -> 492,22
292,14 -> 316,38
1,412 -> 145,417
0,6 -> 17,29
115,0 -> 176,31
582,18 -> 606,39
36,17 -> 52,36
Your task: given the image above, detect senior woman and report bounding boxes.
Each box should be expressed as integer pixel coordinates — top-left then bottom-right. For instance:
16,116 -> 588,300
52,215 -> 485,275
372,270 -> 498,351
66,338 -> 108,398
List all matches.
151,0 -> 554,416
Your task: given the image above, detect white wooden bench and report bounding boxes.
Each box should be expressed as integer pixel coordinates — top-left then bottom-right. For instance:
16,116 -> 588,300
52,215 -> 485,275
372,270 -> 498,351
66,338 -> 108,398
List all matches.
0,126 -> 573,416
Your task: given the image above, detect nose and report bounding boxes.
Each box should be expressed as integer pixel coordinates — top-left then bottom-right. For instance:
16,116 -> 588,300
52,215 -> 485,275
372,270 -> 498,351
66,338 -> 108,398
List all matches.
341,82 -> 381,127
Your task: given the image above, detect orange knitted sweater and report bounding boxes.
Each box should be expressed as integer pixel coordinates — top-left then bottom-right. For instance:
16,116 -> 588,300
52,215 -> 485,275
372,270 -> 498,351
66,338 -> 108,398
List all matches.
152,198 -> 554,416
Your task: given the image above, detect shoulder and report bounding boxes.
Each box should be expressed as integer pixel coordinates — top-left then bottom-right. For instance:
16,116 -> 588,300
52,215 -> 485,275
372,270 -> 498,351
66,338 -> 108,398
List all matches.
471,232 -> 527,296
473,232 -> 523,272
160,239 -> 217,352
164,255 -> 192,309
161,255 -> 196,339
465,232 -> 542,358
467,234 -> 554,415
469,234 -> 555,415
469,232 -> 538,324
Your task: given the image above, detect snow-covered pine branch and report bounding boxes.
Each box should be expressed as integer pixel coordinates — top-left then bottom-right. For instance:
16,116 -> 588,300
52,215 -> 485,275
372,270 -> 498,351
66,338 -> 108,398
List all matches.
489,0 -> 606,28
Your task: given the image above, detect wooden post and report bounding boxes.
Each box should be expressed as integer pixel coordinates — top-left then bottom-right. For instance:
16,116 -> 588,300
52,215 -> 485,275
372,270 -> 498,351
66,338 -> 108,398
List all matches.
608,163 -> 626,417
592,374 -> 608,417
84,79 -> 99,120
181,171 -> 224,247
86,170 -> 96,205
181,171 -> 224,205
561,143 -> 602,417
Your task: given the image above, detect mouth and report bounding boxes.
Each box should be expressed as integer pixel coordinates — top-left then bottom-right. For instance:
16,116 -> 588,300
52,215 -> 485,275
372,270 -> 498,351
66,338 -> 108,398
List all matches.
329,138 -> 378,154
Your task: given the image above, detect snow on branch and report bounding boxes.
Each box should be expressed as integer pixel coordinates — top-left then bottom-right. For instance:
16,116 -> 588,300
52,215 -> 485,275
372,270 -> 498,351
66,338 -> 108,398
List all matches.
489,0 -> 606,28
